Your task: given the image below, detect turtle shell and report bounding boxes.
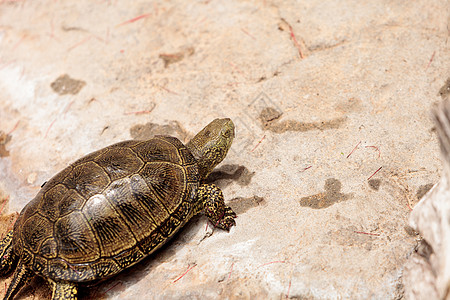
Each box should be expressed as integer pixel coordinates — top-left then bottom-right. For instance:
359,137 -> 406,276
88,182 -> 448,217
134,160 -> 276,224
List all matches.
12,136 -> 199,282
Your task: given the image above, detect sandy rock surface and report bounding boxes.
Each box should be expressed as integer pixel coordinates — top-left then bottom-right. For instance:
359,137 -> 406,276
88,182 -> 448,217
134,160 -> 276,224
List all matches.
0,1 -> 449,299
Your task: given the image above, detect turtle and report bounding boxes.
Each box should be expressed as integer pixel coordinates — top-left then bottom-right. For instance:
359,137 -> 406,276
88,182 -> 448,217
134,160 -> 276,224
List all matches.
0,118 -> 236,300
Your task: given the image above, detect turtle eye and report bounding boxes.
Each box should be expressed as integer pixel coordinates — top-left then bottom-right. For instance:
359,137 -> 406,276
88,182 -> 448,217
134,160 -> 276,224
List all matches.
204,130 -> 211,138
222,129 -> 231,138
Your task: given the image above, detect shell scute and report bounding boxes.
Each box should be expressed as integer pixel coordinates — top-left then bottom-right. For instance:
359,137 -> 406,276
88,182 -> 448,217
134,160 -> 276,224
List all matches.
139,162 -> 185,214
113,247 -> 145,269
55,212 -> 101,263
104,178 -> 158,241
177,147 -> 197,165
58,189 -> 86,217
62,162 -> 110,199
131,138 -> 182,164
21,213 -> 53,254
83,194 -> 137,257
89,259 -> 122,279
171,201 -> 192,222
94,147 -> 144,181
138,229 -> 165,255
129,173 -> 170,224
40,184 -> 67,221
159,216 -> 182,238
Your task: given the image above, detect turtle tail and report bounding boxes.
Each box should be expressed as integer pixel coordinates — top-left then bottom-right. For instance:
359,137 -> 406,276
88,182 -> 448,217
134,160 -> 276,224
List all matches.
0,230 -> 18,275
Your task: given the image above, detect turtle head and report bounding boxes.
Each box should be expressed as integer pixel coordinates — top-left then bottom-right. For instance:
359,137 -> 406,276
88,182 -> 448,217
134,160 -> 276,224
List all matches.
186,118 -> 235,180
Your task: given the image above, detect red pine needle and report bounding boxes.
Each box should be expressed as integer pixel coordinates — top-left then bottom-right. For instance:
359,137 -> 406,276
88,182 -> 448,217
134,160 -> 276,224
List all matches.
286,280 -> 292,299
116,13 -> 152,27
300,166 -> 312,172
44,118 -> 57,138
287,24 -> 304,59
0,196 -> 9,215
257,260 -> 285,269
227,262 -> 234,280
67,36 -> 92,52
241,28 -> 256,40
346,141 -> 361,158
103,281 -> 124,295
251,135 -> 266,152
173,264 -> 197,283
7,121 -> 20,135
426,51 -> 436,70
367,166 -> 382,180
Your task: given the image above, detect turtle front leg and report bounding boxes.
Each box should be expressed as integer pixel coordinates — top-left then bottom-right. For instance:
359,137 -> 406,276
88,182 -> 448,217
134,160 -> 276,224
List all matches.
197,184 -> 236,231
50,280 -> 78,300
0,230 -> 17,275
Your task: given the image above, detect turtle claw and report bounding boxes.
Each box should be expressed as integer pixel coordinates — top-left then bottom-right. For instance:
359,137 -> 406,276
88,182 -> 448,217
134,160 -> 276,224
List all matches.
215,206 -> 237,231
215,217 -> 236,231
225,206 -> 237,219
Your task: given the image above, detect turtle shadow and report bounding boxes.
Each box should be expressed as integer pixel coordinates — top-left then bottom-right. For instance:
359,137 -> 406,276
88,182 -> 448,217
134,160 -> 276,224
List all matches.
205,164 -> 255,187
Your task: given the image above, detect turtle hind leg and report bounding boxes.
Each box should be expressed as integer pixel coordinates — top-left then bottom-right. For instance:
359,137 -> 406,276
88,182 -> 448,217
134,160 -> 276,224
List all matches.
197,184 -> 237,231
50,280 -> 78,300
0,230 -> 18,275
3,260 -> 34,300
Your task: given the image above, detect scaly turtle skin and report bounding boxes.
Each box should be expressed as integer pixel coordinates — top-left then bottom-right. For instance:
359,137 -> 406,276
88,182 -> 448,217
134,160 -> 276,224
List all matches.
0,118 -> 236,300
